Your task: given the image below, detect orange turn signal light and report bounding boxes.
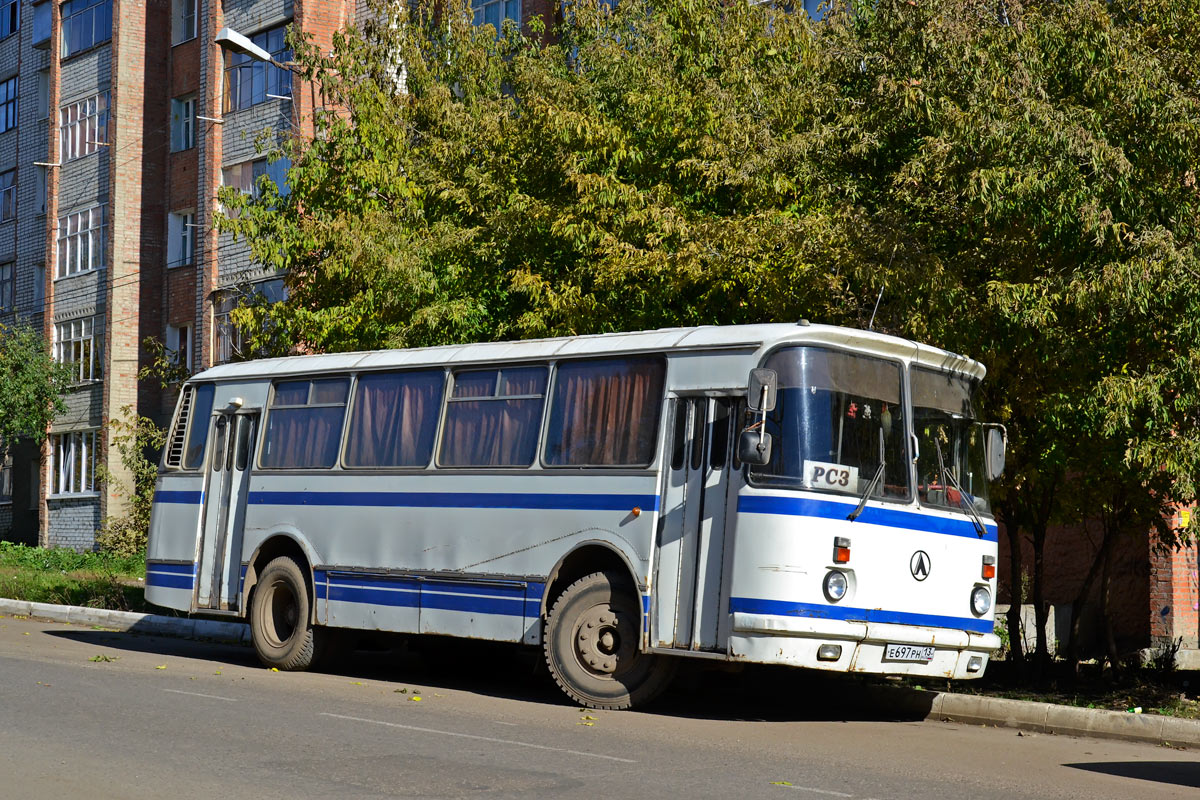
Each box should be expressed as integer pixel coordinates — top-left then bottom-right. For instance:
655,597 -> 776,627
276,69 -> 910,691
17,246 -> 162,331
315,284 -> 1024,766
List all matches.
833,537 -> 851,564
982,564 -> 996,580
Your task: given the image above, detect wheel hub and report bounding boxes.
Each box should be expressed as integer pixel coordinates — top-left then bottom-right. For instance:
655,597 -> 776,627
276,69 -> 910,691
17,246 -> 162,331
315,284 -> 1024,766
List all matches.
574,605 -> 635,676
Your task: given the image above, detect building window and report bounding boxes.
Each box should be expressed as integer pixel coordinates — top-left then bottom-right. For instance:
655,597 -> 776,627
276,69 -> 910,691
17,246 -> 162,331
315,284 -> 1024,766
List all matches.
60,91 -> 109,161
213,280 -> 284,364
34,165 -> 47,215
33,2 -> 51,49
37,70 -> 50,118
0,169 -> 13,221
167,323 -> 191,372
55,316 -> 102,381
171,0 -> 196,44
0,75 -> 16,133
33,264 -> 44,303
167,210 -> 195,267
57,205 -> 105,277
50,430 -> 98,495
223,24 -> 291,112
61,0 -> 112,59
0,446 -> 11,504
0,0 -> 17,40
170,94 -> 195,152
222,158 -> 290,198
472,0 -> 520,31
0,261 -> 12,311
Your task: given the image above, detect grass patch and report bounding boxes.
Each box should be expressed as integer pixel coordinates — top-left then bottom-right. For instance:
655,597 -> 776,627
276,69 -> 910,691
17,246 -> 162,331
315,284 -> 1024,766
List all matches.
0,542 -> 145,578
0,543 -> 149,612
0,567 -> 150,612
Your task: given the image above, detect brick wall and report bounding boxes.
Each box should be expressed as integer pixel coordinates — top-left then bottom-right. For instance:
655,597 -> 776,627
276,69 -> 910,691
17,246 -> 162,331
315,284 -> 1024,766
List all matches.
997,519 -> 1151,654
1149,509 -> 1199,650
46,496 -> 102,551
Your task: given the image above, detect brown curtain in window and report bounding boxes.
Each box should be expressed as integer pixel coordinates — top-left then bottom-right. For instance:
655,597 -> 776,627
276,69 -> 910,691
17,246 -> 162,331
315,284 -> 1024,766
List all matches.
261,407 -> 343,468
345,371 -> 443,467
548,358 -> 665,466
440,399 -> 543,466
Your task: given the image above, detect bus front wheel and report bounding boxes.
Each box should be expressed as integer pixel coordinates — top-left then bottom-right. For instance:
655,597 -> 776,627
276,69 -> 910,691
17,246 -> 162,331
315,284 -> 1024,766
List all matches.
249,556 -> 327,671
544,571 -> 675,710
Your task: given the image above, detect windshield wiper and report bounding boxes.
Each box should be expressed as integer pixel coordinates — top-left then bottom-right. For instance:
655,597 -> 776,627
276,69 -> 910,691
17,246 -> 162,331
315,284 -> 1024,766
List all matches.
847,428 -> 885,522
934,437 -> 988,538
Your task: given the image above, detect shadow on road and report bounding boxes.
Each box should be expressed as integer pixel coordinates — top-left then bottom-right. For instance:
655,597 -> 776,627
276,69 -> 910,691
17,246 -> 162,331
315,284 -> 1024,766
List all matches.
1065,761 -> 1200,789
42,626 -> 933,723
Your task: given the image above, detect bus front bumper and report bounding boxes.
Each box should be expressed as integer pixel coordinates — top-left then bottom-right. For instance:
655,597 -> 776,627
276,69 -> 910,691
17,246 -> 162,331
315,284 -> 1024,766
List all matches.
729,612 -> 1000,680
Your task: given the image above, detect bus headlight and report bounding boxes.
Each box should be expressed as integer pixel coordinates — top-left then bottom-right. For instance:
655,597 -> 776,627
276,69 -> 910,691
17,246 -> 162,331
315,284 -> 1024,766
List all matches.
824,571 -> 848,602
970,586 -> 991,616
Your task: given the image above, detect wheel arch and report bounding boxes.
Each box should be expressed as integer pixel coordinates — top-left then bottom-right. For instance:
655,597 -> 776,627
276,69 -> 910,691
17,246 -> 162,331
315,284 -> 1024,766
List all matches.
241,529 -> 322,622
542,540 -> 647,622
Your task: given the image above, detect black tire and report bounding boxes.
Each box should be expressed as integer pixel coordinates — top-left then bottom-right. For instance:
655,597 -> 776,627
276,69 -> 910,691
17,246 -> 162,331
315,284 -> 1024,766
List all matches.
249,556 -> 328,671
544,571 -> 676,710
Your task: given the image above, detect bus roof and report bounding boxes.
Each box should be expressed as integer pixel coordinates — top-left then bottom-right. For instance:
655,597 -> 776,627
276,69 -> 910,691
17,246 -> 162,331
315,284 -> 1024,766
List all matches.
192,323 -> 986,383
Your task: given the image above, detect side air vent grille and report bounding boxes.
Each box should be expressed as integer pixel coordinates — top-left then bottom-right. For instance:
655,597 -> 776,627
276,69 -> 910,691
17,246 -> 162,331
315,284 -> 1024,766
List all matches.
164,387 -> 193,468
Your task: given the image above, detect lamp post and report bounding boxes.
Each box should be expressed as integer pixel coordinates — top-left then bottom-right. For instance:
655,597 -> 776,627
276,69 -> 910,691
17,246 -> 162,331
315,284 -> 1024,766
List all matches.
215,27 -> 293,71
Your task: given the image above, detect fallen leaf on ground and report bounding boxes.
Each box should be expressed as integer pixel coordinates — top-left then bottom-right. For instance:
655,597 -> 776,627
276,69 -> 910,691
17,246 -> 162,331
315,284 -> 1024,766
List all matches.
577,721 -> 594,726
269,667 -> 279,672
154,665 -> 167,670
410,696 -> 422,702
769,781 -> 792,786
88,654 -> 117,663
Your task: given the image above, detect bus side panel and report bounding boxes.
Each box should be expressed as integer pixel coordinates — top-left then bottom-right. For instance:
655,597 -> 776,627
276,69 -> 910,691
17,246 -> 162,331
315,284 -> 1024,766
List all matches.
238,471 -> 660,644
145,473 -> 205,612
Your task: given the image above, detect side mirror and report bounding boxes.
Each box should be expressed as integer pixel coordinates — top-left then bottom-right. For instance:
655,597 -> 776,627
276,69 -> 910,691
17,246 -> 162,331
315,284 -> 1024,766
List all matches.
984,424 -> 1006,480
738,430 -> 772,465
747,368 -> 777,412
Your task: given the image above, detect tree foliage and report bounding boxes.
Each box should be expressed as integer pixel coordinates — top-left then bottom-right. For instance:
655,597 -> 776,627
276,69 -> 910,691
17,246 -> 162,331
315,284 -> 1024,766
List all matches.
0,322 -> 70,447
220,0 -> 1200,665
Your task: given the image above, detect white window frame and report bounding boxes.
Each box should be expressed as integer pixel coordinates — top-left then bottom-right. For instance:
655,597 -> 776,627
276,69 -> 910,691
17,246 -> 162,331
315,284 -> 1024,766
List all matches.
50,430 -> 99,497
171,0 -> 197,44
0,168 -> 15,221
170,94 -> 195,152
56,204 -> 106,278
167,210 -> 195,267
54,316 -> 102,382
0,261 -> 12,311
167,322 -> 192,372
0,446 -> 12,505
59,91 -> 110,161
471,0 -> 521,31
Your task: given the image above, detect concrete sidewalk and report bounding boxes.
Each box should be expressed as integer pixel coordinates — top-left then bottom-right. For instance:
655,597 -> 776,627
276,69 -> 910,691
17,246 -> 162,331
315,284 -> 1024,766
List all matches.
2,597 -> 1197,748
0,597 -> 250,644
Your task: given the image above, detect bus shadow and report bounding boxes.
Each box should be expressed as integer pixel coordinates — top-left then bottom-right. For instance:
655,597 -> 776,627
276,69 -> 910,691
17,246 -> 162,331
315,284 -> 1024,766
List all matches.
43,627 -> 933,722
1065,761 -> 1200,789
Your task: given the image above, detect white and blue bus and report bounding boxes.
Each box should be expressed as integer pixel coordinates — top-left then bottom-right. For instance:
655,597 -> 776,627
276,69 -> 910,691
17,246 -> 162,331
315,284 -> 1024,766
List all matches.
146,323 -> 1006,709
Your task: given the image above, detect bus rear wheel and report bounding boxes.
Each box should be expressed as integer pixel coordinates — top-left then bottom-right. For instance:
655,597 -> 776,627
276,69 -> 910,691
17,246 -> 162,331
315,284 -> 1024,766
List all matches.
249,556 -> 327,671
544,571 -> 675,710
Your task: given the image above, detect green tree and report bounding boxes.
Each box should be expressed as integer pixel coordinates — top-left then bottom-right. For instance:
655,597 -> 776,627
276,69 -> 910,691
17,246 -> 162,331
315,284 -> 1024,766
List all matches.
0,322 -> 70,447
221,0 -> 1200,673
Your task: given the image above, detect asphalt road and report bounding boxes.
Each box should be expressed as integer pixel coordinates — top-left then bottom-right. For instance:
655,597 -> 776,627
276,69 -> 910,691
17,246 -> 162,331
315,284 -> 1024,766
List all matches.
0,613 -> 1196,799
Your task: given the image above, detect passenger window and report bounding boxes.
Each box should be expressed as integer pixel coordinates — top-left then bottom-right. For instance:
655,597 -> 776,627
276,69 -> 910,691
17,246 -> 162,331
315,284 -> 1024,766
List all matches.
710,400 -> 730,469
544,357 -> 666,467
182,384 -> 215,469
345,369 -> 445,468
670,400 -> 688,470
261,377 -> 350,469
439,366 -> 547,467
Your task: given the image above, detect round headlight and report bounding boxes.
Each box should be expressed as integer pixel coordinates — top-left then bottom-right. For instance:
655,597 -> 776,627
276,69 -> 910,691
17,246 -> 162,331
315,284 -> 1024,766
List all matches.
824,571 -> 848,602
971,586 -> 992,616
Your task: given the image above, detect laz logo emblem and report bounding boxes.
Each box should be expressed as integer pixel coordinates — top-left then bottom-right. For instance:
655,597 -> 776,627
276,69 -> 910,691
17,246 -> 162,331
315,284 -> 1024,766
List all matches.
803,460 -> 859,492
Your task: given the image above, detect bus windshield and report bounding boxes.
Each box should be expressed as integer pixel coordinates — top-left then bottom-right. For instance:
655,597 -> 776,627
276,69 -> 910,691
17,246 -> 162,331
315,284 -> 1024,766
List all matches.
751,346 -> 910,500
911,367 -> 992,515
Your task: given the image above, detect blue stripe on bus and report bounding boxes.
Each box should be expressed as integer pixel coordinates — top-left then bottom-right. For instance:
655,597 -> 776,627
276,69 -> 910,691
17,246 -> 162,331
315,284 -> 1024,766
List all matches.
729,596 -> 994,634
145,562 -> 196,590
247,491 -> 660,513
153,490 -> 204,504
737,494 -> 998,541
320,573 -> 545,619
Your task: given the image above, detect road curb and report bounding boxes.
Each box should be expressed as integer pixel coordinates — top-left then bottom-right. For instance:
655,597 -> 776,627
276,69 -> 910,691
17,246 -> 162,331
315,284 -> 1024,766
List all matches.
0,598 -> 251,644
866,684 -> 1200,749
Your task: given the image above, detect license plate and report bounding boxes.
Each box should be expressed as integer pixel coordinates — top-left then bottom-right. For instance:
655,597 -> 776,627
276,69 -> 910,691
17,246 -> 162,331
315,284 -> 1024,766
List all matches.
884,643 -> 935,663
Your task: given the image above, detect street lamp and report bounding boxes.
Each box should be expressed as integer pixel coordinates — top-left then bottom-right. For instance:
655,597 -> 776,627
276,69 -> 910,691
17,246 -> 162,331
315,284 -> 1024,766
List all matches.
215,27 -> 282,67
